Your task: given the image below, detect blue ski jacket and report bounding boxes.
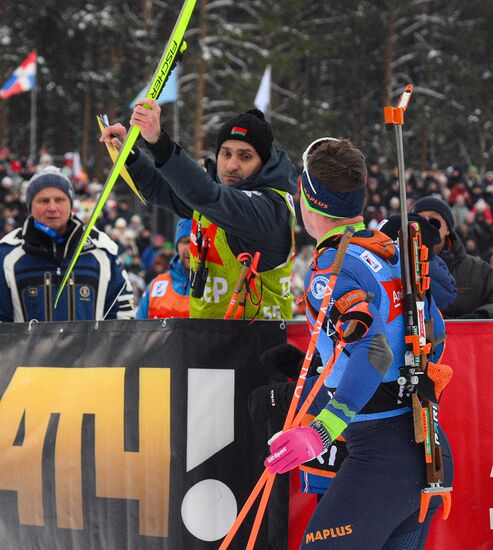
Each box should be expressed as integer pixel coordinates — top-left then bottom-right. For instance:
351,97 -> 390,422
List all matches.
0,215 -> 135,322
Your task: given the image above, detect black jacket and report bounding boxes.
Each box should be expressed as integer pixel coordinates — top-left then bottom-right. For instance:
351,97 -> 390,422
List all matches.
128,139 -> 298,272
441,232 -> 493,318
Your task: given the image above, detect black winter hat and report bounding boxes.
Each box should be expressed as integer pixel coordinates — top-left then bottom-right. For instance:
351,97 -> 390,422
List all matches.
216,109 -> 273,164
26,166 -> 75,212
411,197 -> 454,230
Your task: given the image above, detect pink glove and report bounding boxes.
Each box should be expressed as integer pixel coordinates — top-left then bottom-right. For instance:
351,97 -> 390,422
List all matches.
264,426 -> 324,474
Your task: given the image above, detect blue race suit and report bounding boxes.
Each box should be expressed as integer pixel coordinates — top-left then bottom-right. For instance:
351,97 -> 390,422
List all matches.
299,226 -> 453,550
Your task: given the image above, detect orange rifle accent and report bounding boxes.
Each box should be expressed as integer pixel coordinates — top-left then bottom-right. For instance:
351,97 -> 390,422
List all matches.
384,83 -> 413,125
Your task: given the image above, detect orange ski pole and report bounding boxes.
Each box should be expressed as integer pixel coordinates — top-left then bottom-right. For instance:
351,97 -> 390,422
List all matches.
219,226 -> 354,550
224,252 -> 261,320
245,472 -> 276,550
245,297 -> 367,550
224,258 -> 252,320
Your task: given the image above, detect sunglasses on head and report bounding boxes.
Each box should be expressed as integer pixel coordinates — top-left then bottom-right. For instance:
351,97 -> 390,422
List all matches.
301,137 -> 340,194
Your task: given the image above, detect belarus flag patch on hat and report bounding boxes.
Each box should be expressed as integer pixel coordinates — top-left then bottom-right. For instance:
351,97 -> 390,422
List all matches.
231,126 -> 247,137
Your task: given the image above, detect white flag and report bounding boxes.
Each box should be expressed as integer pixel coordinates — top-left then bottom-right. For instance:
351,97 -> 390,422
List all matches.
72,152 -> 82,179
254,65 -> 271,114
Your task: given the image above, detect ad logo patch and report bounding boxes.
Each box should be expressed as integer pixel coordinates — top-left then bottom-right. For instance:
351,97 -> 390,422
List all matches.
152,280 -> 169,297
381,278 -> 404,323
360,250 -> 382,272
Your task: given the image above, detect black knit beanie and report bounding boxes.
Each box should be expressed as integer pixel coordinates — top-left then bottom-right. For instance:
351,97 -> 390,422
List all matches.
215,109 -> 273,164
411,197 -> 454,230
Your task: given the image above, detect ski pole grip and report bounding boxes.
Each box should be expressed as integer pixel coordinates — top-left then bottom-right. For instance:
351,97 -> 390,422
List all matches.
234,263 -> 251,294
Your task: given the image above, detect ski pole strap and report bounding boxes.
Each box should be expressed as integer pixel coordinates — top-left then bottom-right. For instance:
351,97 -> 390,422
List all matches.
246,251 -> 262,303
244,252 -> 262,323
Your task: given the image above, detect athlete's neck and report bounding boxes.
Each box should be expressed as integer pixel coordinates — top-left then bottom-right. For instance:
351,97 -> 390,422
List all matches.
310,214 -> 364,241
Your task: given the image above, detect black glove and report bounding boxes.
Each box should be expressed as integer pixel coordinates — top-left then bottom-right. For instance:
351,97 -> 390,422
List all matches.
380,213 -> 441,257
259,343 -> 305,379
248,381 -> 296,421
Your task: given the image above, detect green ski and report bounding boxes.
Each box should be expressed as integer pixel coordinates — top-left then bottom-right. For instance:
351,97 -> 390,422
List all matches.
55,0 -> 197,307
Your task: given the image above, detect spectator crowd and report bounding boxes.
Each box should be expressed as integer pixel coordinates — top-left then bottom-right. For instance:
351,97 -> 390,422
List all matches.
1,145 -> 492,317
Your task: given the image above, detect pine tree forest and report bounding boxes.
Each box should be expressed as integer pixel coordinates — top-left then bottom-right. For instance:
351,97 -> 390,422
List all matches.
1,0 -> 492,177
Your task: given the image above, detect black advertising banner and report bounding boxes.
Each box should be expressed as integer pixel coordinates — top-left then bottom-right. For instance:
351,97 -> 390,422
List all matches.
0,319 -> 288,550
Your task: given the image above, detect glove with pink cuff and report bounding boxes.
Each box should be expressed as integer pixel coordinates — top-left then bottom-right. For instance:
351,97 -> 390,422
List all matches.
264,424 -> 329,474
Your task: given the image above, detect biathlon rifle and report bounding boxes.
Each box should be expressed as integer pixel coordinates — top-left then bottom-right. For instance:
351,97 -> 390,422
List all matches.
54,0 -> 197,307
384,84 -> 452,522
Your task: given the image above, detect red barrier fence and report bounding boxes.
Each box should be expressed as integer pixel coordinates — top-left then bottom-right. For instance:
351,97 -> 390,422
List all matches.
287,321 -> 493,550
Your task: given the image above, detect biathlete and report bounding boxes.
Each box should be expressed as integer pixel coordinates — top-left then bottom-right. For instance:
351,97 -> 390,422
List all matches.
264,138 -> 453,549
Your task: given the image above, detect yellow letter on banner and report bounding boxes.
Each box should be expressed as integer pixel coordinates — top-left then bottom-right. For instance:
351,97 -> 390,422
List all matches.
0,367 -> 170,537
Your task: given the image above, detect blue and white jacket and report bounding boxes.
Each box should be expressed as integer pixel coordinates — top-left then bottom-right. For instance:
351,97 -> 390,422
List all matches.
0,215 -> 134,322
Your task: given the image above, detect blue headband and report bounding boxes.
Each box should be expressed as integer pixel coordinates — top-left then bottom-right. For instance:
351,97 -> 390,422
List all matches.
301,171 -> 366,219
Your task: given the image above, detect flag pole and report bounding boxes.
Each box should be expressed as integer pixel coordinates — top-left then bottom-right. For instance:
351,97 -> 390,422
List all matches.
29,83 -> 37,163
266,65 -> 271,123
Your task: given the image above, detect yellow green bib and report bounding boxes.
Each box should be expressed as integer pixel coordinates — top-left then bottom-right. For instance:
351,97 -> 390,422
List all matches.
189,190 -> 295,320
